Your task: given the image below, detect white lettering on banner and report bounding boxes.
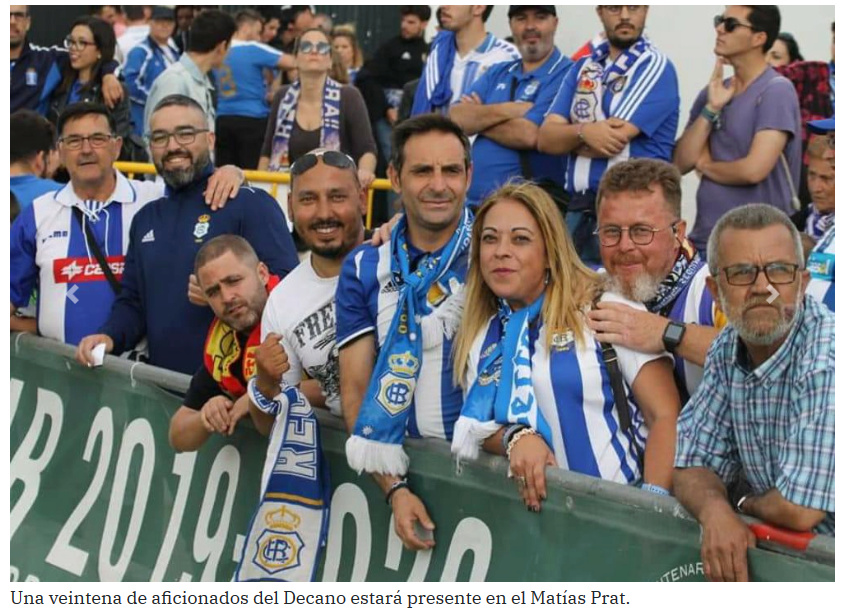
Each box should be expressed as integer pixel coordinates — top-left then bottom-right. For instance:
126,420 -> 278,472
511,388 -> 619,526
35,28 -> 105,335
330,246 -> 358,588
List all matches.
322,483 -> 371,582
45,407 -> 114,575
151,452 -> 197,581
99,418 -> 156,581
440,517 -> 492,581
194,446 -> 240,582
11,386 -> 64,539
277,447 -> 317,479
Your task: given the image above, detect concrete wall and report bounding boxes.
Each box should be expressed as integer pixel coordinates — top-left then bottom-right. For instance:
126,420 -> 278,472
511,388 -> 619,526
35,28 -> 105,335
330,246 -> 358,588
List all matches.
428,4 -> 836,223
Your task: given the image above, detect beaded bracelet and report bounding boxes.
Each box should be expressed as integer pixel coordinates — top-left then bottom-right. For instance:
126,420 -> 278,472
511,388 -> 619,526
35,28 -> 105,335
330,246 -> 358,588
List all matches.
501,424 -> 528,455
641,483 -> 670,496
506,428 -> 539,461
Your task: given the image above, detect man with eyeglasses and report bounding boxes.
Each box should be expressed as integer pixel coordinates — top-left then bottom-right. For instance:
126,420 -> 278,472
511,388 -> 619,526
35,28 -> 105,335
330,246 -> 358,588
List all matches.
10,5 -> 123,115
675,6 -> 801,257
674,204 -> 835,582
143,9 -> 237,135
538,5 -> 679,265
76,95 -> 298,376
11,101 -> 246,348
588,160 -> 724,402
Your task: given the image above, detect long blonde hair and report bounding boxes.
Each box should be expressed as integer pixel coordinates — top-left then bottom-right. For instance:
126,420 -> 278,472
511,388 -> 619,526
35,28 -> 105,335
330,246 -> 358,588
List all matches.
452,182 -> 602,386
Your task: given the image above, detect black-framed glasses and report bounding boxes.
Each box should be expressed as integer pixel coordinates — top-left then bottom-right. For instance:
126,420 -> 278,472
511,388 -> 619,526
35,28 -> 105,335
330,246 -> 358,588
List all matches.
298,40 -> 331,55
714,15 -> 757,33
10,10 -> 28,20
602,6 -> 643,15
593,222 -> 677,247
146,127 -> 209,149
716,263 -> 801,286
64,36 -> 97,51
290,150 -> 357,177
59,133 -> 114,150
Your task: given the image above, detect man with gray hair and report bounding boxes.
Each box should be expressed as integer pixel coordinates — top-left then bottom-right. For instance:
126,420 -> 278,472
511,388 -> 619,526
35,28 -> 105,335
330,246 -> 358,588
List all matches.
76,94 -> 298,375
674,204 -> 835,582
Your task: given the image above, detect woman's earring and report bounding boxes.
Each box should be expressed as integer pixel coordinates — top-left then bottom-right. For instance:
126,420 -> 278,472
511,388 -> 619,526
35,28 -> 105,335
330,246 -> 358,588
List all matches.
544,269 -> 551,286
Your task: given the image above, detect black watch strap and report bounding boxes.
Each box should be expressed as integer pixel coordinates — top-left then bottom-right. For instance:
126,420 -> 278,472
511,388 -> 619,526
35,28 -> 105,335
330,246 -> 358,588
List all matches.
662,321 -> 686,353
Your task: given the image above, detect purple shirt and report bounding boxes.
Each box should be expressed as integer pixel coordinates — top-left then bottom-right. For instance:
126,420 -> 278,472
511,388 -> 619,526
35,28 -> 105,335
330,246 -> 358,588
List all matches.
688,68 -> 801,253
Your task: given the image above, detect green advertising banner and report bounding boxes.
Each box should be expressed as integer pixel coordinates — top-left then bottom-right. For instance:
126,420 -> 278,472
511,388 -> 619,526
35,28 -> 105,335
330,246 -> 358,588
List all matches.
10,335 -> 834,582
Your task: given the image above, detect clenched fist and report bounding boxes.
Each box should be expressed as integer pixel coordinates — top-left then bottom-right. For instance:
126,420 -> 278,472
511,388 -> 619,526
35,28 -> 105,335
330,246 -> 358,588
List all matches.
255,332 -> 289,398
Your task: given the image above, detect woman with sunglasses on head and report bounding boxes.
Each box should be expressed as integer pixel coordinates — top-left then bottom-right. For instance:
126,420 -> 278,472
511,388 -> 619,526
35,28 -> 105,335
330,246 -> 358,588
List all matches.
259,28 -> 377,190
451,182 -> 681,513
48,16 -> 139,161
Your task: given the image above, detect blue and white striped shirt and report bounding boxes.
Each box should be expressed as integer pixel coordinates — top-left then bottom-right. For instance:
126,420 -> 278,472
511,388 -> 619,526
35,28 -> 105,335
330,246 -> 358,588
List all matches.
806,227 -> 835,312
547,45 -> 679,194
448,34 -> 520,108
465,294 -> 665,484
675,296 -> 835,536
335,240 -> 469,440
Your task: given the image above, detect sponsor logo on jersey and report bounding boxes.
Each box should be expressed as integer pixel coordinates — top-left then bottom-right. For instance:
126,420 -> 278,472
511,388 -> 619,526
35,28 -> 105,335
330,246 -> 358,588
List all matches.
52,256 -> 125,284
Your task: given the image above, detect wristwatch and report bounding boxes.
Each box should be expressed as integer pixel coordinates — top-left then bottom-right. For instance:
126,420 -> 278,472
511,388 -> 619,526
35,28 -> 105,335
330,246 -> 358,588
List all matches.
662,321 -> 687,353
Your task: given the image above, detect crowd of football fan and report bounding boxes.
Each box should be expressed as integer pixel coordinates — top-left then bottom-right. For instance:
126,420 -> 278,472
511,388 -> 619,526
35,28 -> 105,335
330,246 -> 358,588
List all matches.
9,5 -> 835,582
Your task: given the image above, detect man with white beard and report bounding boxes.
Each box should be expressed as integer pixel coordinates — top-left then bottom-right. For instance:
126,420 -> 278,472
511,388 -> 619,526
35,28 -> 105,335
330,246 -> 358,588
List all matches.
587,159 -> 725,402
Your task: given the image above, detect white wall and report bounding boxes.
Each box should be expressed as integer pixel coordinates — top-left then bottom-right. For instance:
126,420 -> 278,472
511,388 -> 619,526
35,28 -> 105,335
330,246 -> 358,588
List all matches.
429,4 -> 836,223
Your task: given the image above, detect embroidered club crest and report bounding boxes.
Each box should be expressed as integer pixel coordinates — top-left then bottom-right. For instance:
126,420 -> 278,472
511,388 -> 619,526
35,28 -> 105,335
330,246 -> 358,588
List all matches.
610,76 -> 627,94
550,330 -> 575,352
524,79 -> 539,97
376,352 -> 420,415
251,506 -> 305,575
194,214 -> 211,239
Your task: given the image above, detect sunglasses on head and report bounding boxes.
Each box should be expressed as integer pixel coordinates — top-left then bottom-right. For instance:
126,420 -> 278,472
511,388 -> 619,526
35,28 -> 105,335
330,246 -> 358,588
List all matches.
290,150 -> 357,178
298,40 -> 331,55
714,14 -> 757,33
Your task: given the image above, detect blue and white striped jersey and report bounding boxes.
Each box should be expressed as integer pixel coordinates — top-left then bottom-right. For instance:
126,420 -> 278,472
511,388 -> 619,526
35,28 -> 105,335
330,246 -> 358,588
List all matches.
465,294 -> 665,484
447,33 -> 520,108
215,40 -> 283,119
547,45 -> 679,194
10,172 -> 162,345
335,240 -> 469,440
806,226 -> 835,312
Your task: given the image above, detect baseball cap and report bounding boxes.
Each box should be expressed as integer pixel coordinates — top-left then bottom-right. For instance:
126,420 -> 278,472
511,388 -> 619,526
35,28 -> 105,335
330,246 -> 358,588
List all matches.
808,116 -> 835,134
508,6 -> 557,18
150,6 -> 175,21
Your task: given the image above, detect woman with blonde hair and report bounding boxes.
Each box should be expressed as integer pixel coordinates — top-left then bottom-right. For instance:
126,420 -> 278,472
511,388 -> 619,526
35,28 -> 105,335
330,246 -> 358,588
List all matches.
452,182 -> 680,512
332,26 -> 364,83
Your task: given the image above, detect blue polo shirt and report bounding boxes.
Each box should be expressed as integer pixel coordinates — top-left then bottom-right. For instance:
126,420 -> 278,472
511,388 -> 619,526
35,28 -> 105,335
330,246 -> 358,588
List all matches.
10,175 -> 63,211
464,48 -> 573,207
215,40 -> 283,119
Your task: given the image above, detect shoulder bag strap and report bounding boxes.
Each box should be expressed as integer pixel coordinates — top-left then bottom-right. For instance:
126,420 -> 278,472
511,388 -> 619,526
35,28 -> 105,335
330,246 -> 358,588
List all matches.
599,339 -> 645,469
71,207 -> 122,295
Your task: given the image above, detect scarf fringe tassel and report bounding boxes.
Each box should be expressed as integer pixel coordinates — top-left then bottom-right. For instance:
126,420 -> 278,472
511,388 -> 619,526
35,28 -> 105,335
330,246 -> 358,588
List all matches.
451,416 -> 501,462
346,435 -> 410,476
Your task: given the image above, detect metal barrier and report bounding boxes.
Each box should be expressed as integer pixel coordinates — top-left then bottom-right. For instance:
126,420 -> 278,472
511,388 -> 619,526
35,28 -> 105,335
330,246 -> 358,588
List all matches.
113,162 -> 393,230
10,333 -> 835,582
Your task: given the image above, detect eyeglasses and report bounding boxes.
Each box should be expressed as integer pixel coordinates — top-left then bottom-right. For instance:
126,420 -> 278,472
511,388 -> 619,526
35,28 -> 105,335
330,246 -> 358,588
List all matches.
827,132 -> 835,149
715,263 -> 801,286
290,150 -> 356,177
59,133 -> 114,150
146,127 -> 209,149
64,36 -> 97,51
714,15 -> 757,33
593,223 -> 677,247
298,40 -> 331,55
602,6 -> 643,15
10,10 -> 28,20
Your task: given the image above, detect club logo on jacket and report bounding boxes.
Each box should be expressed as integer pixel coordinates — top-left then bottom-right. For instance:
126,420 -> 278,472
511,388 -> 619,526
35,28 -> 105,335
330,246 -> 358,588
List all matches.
194,214 -> 210,241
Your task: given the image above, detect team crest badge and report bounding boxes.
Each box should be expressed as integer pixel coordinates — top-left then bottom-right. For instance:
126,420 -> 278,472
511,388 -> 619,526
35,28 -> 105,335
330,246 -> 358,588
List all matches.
610,76 -> 627,94
194,214 -> 210,239
252,506 -> 305,575
550,330 -> 575,352
376,352 -> 420,415
524,80 -> 539,97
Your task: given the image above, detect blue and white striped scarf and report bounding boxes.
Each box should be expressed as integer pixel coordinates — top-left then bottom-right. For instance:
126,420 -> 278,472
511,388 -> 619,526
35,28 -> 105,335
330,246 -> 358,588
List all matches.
269,78 -> 342,171
410,30 -> 457,115
452,295 -> 553,461
236,382 -> 330,582
346,209 -> 472,475
806,205 -> 835,241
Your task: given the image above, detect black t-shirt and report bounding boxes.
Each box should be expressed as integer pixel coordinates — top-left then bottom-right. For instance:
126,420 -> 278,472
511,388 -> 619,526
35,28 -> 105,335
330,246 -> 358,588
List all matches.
183,332 -> 249,410
369,35 -> 429,90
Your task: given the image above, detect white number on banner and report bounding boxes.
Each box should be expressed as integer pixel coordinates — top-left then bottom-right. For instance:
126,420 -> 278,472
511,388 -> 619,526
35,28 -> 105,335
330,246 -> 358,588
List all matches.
194,446 -> 240,581
439,517 -> 492,582
322,483 -> 372,582
11,387 -> 64,540
45,407 -> 114,576
151,452 -> 197,581
99,418 -> 156,581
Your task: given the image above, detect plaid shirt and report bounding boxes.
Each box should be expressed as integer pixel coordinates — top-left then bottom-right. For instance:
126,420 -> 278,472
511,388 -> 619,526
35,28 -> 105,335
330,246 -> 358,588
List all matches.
675,296 -> 835,536
776,61 -> 834,164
